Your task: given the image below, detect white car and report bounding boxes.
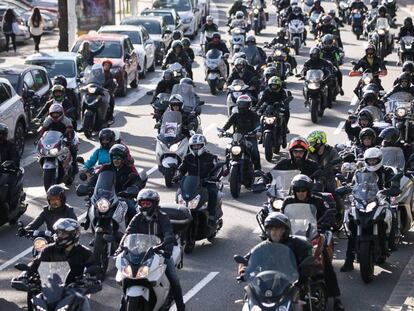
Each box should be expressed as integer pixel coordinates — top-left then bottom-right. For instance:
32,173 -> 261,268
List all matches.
0,78 -> 28,157
98,25 -> 156,78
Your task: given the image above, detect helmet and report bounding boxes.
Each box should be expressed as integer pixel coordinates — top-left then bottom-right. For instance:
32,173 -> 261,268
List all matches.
169,94 -> 184,111
172,40 -> 183,50
362,90 -> 378,103
206,15 -> 214,22
264,66 -> 277,80
109,144 -> 128,163
288,136 -> 309,161
378,5 -> 387,15
163,69 -> 173,80
212,32 -> 221,40
364,147 -> 383,172
292,6 -> 302,15
403,61 -> 414,74
53,75 -> 67,88
189,134 -> 207,156
53,218 -> 80,248
314,0 -> 321,5
322,15 -> 332,25
379,127 -> 400,146
47,184 -> 66,211
236,94 -> 252,113
172,30 -> 183,41
277,28 -> 286,38
52,84 -> 65,102
365,43 -> 376,56
291,174 -> 313,194
310,47 -> 321,61
137,188 -> 160,217
0,123 -> 8,143
234,57 -> 246,71
264,212 -> 291,241
180,77 -> 194,86
268,76 -> 282,91
359,127 -> 377,144
102,58 -> 113,68
246,35 -> 256,45
404,17 -> 413,27
370,0 -> 378,7
358,109 -> 374,127
328,8 -> 336,17
322,34 -> 334,48
398,72 -> 412,87
181,37 -> 191,47
307,130 -> 327,153
99,128 -> 115,150
235,11 -> 244,19
49,103 -> 64,123
179,77 -> 194,94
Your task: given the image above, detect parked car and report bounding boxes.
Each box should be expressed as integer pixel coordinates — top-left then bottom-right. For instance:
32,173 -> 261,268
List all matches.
121,16 -> 172,65
98,25 -> 156,78
0,77 -> 29,157
0,6 -> 30,43
141,8 -> 184,33
71,34 -> 139,97
0,32 -> 6,51
0,65 -> 52,133
152,0 -> 201,39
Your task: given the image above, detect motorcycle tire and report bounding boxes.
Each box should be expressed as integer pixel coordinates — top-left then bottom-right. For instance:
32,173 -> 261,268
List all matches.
83,112 -> 94,139
184,226 -> 195,254
94,233 -> 109,277
127,296 -> 150,311
304,280 -> 327,311
229,166 -> 242,198
209,79 -> 217,95
310,98 -> 319,124
264,132 -> 273,162
294,40 -> 300,55
43,168 -> 56,192
359,242 -> 374,283
164,168 -> 174,188
356,33 -> 360,40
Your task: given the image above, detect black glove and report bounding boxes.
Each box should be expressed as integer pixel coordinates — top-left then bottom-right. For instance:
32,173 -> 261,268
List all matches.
17,227 -> 27,237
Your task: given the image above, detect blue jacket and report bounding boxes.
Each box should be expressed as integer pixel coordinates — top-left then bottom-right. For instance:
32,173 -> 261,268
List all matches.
84,148 -> 111,170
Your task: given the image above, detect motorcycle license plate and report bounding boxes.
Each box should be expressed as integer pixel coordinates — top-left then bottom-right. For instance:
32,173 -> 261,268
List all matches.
208,73 -> 220,80
42,159 -> 56,169
233,92 -> 242,98
353,13 -> 361,18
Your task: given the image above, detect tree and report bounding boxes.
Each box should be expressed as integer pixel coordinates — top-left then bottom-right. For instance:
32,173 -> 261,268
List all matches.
58,0 -> 68,51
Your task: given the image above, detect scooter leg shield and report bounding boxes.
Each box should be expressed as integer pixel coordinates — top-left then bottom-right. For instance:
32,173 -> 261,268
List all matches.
126,286 -> 150,301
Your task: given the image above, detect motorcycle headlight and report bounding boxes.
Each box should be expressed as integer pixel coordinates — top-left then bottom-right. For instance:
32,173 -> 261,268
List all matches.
308,82 -> 320,90
97,198 -> 110,213
365,201 -> 377,213
33,237 -> 48,252
264,116 -> 276,124
49,148 -> 59,156
87,85 -> 97,93
136,265 -> 149,278
234,85 -> 242,91
231,146 -> 242,155
275,50 -> 282,56
188,194 -> 201,209
396,107 -> 406,118
363,77 -> 372,85
169,142 -> 180,152
177,193 -> 185,206
251,306 -> 262,311
272,200 -> 283,211
378,29 -> 385,36
253,8 -> 259,14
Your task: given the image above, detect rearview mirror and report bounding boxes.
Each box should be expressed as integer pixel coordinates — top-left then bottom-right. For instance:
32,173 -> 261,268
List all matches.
146,91 -> 154,96
14,263 -> 29,271
233,255 -> 248,265
76,184 -> 89,196
347,109 -> 354,115
76,156 -> 85,164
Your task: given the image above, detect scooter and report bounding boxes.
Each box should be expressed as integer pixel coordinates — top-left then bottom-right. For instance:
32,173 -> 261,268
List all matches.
350,9 -> 364,40
288,19 -> 305,54
398,36 -> 414,65
230,27 -> 246,54
204,49 -> 228,95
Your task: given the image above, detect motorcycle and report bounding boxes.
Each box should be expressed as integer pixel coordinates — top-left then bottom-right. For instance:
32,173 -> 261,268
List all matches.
398,36 -> 414,64
384,92 -> 414,143
310,11 -> 322,37
266,44 -> 292,81
260,102 -> 287,160
37,130 -> 78,191
11,261 -> 102,311
0,161 -> 26,226
219,129 -> 258,198
115,231 -> 190,311
155,111 -> 189,188
176,163 -> 225,253
230,27 -> 246,54
288,19 -> 305,54
151,92 -> 171,130
80,64 -> 111,139
250,1 -> 266,35
337,0 -> 350,23
204,48 -> 228,95
226,79 -> 250,116
370,17 -> 392,61
301,69 -> 329,123
350,9 -> 364,40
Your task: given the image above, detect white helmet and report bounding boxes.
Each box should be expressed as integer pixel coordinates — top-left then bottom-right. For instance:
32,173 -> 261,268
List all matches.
189,134 -> 207,156
206,15 -> 214,22
236,11 -> 244,19
364,147 -> 383,172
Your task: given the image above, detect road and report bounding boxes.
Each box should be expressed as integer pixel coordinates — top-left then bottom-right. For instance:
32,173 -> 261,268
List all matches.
0,0 -> 414,310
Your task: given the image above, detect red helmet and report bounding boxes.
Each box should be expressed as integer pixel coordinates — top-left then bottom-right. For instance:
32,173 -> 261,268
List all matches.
102,58 -> 113,68
49,103 -> 64,123
288,137 -> 309,152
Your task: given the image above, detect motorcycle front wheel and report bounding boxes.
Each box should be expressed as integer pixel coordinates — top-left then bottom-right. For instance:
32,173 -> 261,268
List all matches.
310,98 -> 320,123
229,166 -> 242,198
127,296 -> 151,311
43,168 -> 56,191
359,241 -> 374,283
82,111 -> 94,139
264,132 -> 273,162
164,168 -> 175,188
94,233 -> 109,277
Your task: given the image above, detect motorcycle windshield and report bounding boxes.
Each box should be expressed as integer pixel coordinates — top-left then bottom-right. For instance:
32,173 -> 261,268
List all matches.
123,234 -> 161,264
289,19 -> 304,27
353,171 -> 379,202
93,170 -> 116,202
229,79 -> 247,91
376,17 -> 390,30
206,49 -> 223,60
381,146 -> 405,169
245,242 -> 298,300
243,46 -> 264,66
283,203 -> 318,239
181,175 -> 201,201
160,111 -> 182,142
84,63 -> 105,85
385,92 -> 414,113
232,132 -> 244,143
267,170 -> 300,198
306,69 -> 324,82
169,62 -> 183,75
37,262 -> 70,304
42,130 -> 63,145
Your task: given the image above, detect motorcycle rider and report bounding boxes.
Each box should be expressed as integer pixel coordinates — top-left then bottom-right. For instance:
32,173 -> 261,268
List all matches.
320,34 -> 344,95
384,72 -> 414,99
162,40 -> 192,79
286,5 -> 308,43
206,32 -> 230,54
178,134 -> 219,225
118,189 -> 185,311
229,11 -> 249,31
317,15 -> 343,48
83,128 -> 115,173
227,58 -> 259,99
367,5 -> 393,33
20,185 -> 77,234
397,17 -> 414,41
357,90 -> 386,114
328,9 -> 344,28
152,69 -> 177,102
282,175 -> 345,311
219,95 -> 262,170
309,0 -> 325,15
352,43 -> 387,88
349,0 -> 368,12
52,75 -> 79,120
379,126 -> 413,162
40,84 -> 77,125
200,15 -> 219,48
341,147 -> 400,272
228,0 -> 248,24
242,35 -> 267,68
394,61 -> 414,85
345,109 -> 380,143
268,29 -> 298,70
102,59 -> 117,124
39,103 -> 78,175
181,37 -> 194,63
166,94 -> 198,137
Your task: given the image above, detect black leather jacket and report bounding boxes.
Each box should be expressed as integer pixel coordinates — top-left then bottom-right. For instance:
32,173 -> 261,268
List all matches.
257,88 -> 292,109
206,41 -> 230,54
179,151 -> 218,179
0,141 -> 20,166
398,25 -> 414,41
163,50 -> 191,68
353,55 -> 387,73
25,204 -> 77,232
301,58 -> 333,76
222,110 -> 260,135
99,163 -> 142,193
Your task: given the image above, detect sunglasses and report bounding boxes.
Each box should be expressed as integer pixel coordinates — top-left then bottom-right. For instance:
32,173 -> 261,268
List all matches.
139,200 -> 153,208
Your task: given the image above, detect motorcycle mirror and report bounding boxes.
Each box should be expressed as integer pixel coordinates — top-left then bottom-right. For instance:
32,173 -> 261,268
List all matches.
335,186 -> 351,196
233,255 -> 248,265
84,265 -> 103,276
351,61 -> 357,66
76,184 -> 89,196
76,156 -> 85,164
347,109 -> 354,115
336,173 -> 346,182
146,91 -> 154,96
14,263 -> 29,271
199,101 -> 205,105
389,172 -> 403,182
79,172 -> 88,181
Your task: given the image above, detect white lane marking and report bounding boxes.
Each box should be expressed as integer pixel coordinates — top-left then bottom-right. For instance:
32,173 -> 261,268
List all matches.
170,272 -> 219,311
334,121 -> 345,135
204,122 -> 218,134
0,212 -> 87,272
252,226 -> 262,234
147,166 -> 158,176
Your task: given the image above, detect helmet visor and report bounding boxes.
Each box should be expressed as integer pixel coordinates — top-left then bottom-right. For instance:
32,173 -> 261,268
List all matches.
366,158 -> 381,166
190,144 -> 203,151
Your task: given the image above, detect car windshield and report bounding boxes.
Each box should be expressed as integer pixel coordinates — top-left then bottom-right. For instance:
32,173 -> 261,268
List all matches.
353,171 -> 379,202
156,0 -> 191,11
26,59 -> 76,78
100,30 -> 142,44
0,73 -> 19,91
143,12 -> 174,25
73,40 -> 122,59
122,19 -> 161,34
381,146 -> 405,170
284,203 -> 318,239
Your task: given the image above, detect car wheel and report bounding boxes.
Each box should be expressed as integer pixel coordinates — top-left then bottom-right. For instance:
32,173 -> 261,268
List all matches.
139,58 -> 147,79
131,70 -> 139,89
14,121 -> 26,158
148,54 -> 156,72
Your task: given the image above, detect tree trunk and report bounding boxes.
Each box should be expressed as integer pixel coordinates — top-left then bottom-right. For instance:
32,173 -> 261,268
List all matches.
58,0 -> 68,51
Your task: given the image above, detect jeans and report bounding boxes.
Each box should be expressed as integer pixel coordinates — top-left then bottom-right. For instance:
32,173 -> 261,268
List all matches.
246,137 -> 261,170
205,182 -> 218,218
166,258 -> 185,311
5,33 -> 16,52
32,35 -> 41,51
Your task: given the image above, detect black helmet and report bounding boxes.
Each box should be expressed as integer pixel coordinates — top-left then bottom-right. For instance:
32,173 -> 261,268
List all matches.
378,5 -> 387,14
53,75 -> 67,88
181,37 -> 191,46
310,47 -> 321,61
236,94 -> 252,113
402,61 -> 414,74
172,40 -> 183,50
109,144 -> 128,163
99,128 -> 115,150
169,94 -> 184,111
264,212 -> 291,241
370,0 -> 378,8
212,32 -> 221,40
277,28 -> 286,38
321,15 -> 332,25
322,34 -> 334,48
358,109 -> 374,127
0,123 -> 8,143
292,6 -> 302,15
246,35 -> 256,45
379,127 -> 400,146
172,30 -> 183,41
163,69 -> 173,80
404,17 -> 413,27
359,127 -> 377,143
264,66 -> 277,80
137,188 -> 160,217
47,184 -> 66,211
53,218 -> 80,248
291,174 -> 313,195
362,90 -> 378,103
398,72 -> 412,86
